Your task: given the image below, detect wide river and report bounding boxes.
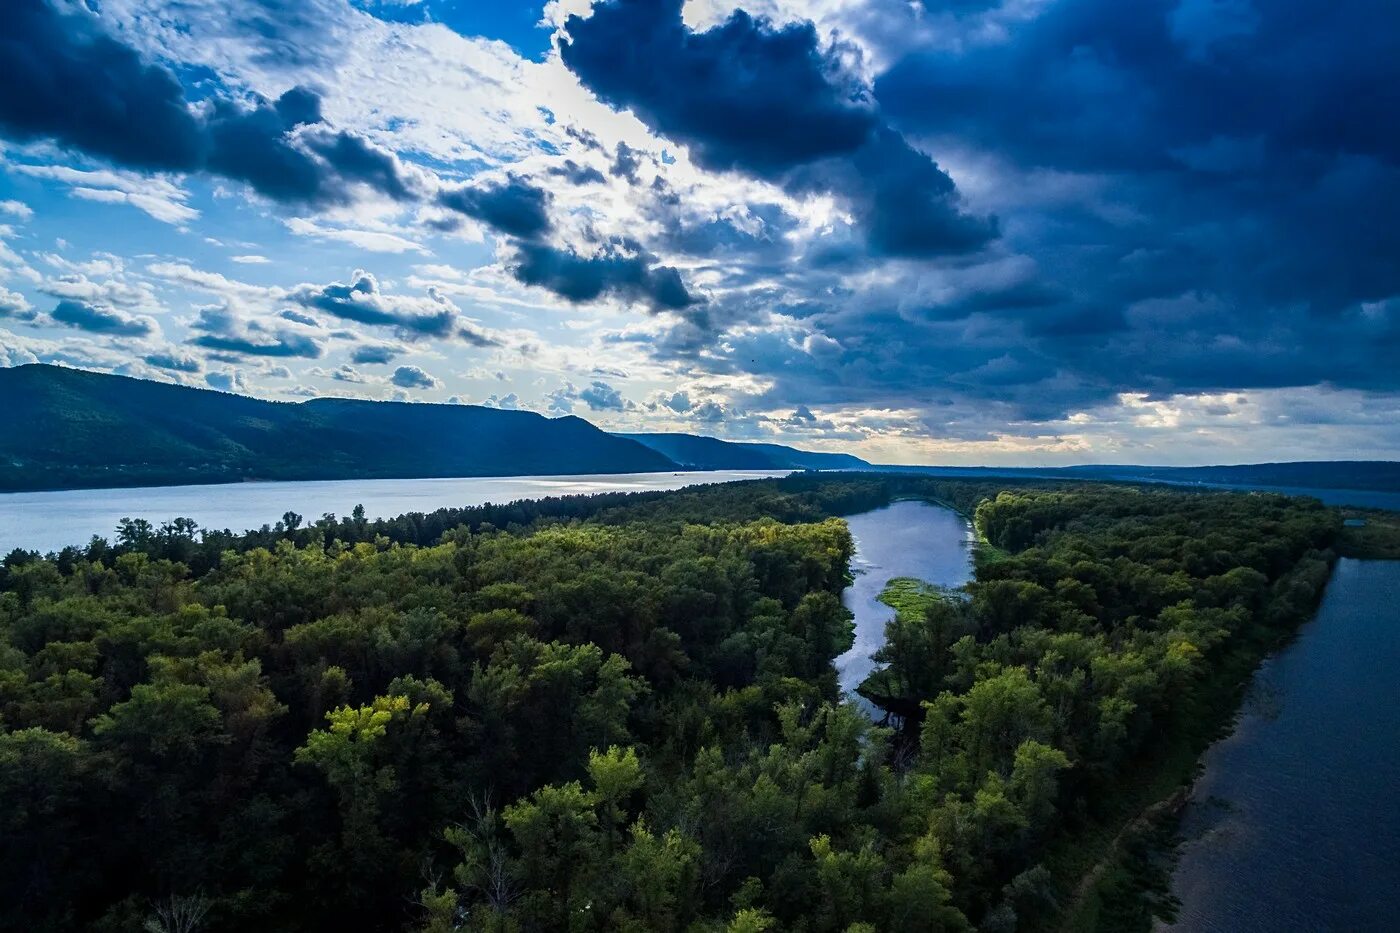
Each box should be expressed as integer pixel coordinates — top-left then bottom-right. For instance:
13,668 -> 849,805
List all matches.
1164,558 -> 1400,931
834,499 -> 975,704
0,471 -> 785,554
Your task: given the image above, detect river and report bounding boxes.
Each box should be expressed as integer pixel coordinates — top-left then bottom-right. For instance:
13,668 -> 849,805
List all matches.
0,470 -> 786,554
834,499 -> 976,706
1164,558 -> 1400,931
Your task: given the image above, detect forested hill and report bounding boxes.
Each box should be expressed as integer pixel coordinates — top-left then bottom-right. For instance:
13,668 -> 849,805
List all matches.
0,364 -> 683,491
616,431 -> 870,471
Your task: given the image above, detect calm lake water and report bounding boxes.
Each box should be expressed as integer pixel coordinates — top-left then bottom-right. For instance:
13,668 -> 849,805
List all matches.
835,500 -> 975,702
0,471 -> 786,554
1165,558 -> 1400,932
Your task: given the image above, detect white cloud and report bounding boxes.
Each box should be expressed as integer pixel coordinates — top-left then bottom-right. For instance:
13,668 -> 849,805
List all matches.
285,218 -> 429,254
0,286 -> 35,321
12,164 -> 197,225
481,392 -> 521,409
146,262 -> 273,300
69,187 -> 199,226
205,368 -> 249,393
38,270 -> 159,309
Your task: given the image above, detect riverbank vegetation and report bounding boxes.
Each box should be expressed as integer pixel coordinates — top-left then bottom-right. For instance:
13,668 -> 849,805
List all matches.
0,475 -> 1341,931
1336,507 -> 1400,559
864,487 -> 1339,931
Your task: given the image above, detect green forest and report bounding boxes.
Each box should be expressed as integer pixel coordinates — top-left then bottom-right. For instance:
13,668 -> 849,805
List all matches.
0,475 -> 1341,931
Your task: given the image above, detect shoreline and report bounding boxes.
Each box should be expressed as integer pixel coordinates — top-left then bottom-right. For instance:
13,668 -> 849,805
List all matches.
1054,552 -> 1341,932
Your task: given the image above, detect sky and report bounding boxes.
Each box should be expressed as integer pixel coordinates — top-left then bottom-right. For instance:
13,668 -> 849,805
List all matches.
0,0 -> 1397,466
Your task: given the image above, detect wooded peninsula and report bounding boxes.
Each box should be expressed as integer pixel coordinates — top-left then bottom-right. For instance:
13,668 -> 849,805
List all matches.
1,475 -> 1348,931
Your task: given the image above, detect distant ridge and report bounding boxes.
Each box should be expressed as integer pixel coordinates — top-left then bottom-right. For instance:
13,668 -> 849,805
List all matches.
0,365 -> 677,492
1060,461 -> 1400,492
875,461 -> 1400,493
616,432 -> 870,472
11,364 -> 1384,498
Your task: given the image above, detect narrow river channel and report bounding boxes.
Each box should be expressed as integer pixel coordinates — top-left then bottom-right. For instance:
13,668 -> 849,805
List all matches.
834,499 -> 975,709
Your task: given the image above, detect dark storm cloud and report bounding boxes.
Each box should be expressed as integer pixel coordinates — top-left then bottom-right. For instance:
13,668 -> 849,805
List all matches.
0,0 -> 411,206
144,350 -> 202,373
577,380 -> 628,411
610,143 -> 643,184
0,0 -> 203,171
548,160 -> 608,186
189,305 -> 325,359
832,127 -> 997,257
645,186 -> 799,273
304,132 -> 414,202
853,0 -> 1400,405
50,300 -> 156,337
510,239 -> 699,312
562,1 -> 876,172
878,0 -> 1399,177
192,331 -> 323,359
438,177 -> 553,239
272,84 -> 323,126
437,165 -> 703,316
608,0 -> 1400,427
350,342 -> 402,365
279,309 -> 321,327
292,272 -> 459,339
561,0 -> 995,258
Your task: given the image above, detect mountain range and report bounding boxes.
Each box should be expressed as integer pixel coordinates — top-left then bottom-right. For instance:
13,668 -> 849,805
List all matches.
615,432 -> 869,472
0,365 -> 866,492
3,365 -> 1396,496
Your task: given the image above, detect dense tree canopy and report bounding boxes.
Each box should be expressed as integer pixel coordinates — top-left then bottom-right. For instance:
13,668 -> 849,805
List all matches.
0,476 -> 1340,931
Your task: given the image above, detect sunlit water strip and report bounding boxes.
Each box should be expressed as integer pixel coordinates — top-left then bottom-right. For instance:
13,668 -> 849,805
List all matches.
0,470 -> 787,554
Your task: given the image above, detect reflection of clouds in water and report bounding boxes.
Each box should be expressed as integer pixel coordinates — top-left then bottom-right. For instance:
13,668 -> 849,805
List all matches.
836,500 -> 973,700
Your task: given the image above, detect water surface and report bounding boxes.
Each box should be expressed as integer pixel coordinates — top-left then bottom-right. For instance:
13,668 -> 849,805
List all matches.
835,499 -> 975,701
1165,558 -> 1400,931
0,471 -> 785,554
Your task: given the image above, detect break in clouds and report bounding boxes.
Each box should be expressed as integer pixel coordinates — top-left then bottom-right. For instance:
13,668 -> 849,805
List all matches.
0,0 -> 1396,462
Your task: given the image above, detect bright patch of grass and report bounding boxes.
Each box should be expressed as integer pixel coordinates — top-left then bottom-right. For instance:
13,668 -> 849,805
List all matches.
878,576 -> 963,620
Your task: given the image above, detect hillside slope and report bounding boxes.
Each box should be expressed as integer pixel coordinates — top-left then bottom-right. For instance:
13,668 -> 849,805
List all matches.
616,432 -> 869,471
0,365 -> 678,491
